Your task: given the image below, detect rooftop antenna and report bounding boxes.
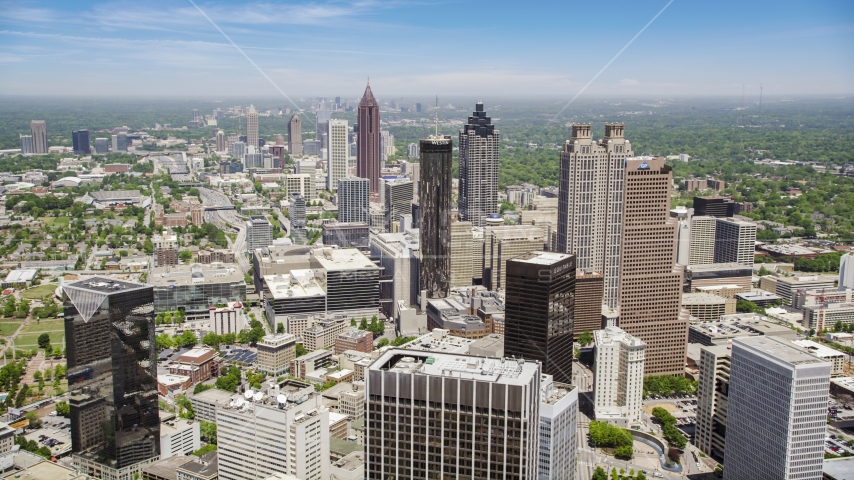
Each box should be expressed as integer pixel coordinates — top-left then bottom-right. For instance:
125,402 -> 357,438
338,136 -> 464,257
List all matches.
759,84 -> 763,115
434,95 -> 439,136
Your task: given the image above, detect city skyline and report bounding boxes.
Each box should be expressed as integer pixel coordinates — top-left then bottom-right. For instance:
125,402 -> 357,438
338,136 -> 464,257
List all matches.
0,1 -> 851,97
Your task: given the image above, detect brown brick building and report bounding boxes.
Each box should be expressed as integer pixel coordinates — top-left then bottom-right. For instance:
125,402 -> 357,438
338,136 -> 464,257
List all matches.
574,268 -> 604,341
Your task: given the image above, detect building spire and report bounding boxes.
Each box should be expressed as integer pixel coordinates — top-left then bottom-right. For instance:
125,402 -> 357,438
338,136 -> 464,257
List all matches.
367,77 -> 370,87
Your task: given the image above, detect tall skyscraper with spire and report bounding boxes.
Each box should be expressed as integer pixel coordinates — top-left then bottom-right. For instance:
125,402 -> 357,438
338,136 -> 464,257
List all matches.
246,104 -> 259,149
458,101 -> 499,226
357,80 -> 381,195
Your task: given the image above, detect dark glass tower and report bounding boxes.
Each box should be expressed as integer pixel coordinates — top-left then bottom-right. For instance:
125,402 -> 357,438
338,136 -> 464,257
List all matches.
63,277 -> 159,472
693,196 -> 736,218
72,129 -> 90,155
357,81 -> 381,194
504,251 -> 576,384
459,101 -> 499,227
419,135 -> 453,299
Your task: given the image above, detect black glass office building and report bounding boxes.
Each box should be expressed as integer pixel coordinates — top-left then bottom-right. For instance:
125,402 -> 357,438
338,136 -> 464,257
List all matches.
419,135 -> 453,299
63,277 -> 159,474
72,129 -> 90,155
504,251 -> 576,384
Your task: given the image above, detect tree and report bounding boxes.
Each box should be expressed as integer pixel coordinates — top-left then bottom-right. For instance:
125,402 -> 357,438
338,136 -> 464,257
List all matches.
16,299 -> 30,317
155,333 -> 173,351
200,420 -> 217,444
25,411 -> 42,429
143,239 -> 154,254
37,333 -> 51,350
350,319 -> 356,327
736,299 -> 765,315
377,338 -> 390,348
175,394 -> 194,419
180,330 -> 197,347
296,343 -> 308,357
614,445 -> 633,459
578,331 -> 593,346
178,250 -> 193,262
56,400 -> 70,416
758,265 -> 772,276
276,322 -> 285,334
592,467 -> 608,480
202,332 -> 222,348
359,317 -> 368,330
194,383 -> 214,395
636,471 -> 647,480
3,297 -> 16,317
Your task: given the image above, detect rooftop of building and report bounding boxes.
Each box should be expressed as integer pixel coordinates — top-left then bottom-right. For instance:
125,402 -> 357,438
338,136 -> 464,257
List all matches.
296,349 -> 332,361
594,326 -> 646,348
686,263 -> 754,273
469,334 -> 504,354
793,339 -> 846,358
761,244 -> 821,255
691,313 -> 793,338
311,247 -> 378,271
337,327 -> 371,340
177,453 -> 218,476
89,189 -> 144,201
511,250 -> 571,265
823,456 -> 854,480
331,451 -> 365,473
254,244 -> 318,262
64,276 -> 148,294
371,349 -> 540,386
323,222 -> 370,230
264,270 -> 325,300
142,454 -> 196,480
398,329 -> 475,354
776,273 -> 837,285
736,290 -> 781,301
682,293 -> 731,305
734,336 -> 828,366
209,301 -> 244,312
805,302 -> 854,311
258,333 -> 297,347
715,217 -> 757,227
159,374 -> 190,386
149,263 -> 243,286
3,268 -> 38,283
373,231 -> 420,253
159,417 -> 197,437
699,343 -> 733,358
541,379 -> 577,406
486,224 -> 545,241
192,386 -> 235,404
176,346 -> 218,363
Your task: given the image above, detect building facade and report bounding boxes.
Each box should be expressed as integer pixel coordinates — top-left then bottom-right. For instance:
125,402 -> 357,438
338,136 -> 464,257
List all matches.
723,337 -> 830,480
327,120 -> 349,191
30,120 -> 47,153
288,115 -> 303,156
504,251 -> 576,384
63,277 -> 159,478
419,136 -> 453,299
539,377 -> 578,480
246,104 -> 258,149
338,177 -> 370,224
618,156 -> 690,376
689,215 -> 717,265
450,221 -> 474,288
593,326 -> 645,426
458,101 -> 499,227
384,177 -> 413,231
714,217 -> 757,267
256,333 -> 297,376
573,269 -> 604,341
366,350 -> 542,480
557,123 -> 632,307
695,344 -> 731,461
246,216 -> 272,253
357,82 -> 382,194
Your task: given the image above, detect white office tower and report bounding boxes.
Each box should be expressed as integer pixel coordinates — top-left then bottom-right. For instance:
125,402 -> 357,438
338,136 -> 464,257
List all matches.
723,336 -> 830,480
245,216 -> 272,253
557,124 -> 633,307
338,177 -> 370,224
384,177 -> 413,231
695,344 -> 730,461
593,326 -> 645,426
401,161 -> 420,201
30,120 -> 47,153
840,252 -> 854,290
217,382 -> 330,480
327,119 -> 349,190
689,215 -> 717,265
246,103 -> 259,149
539,376 -> 578,480
714,217 -> 757,267
380,130 -> 395,161
407,142 -> 420,159
366,350 -> 542,479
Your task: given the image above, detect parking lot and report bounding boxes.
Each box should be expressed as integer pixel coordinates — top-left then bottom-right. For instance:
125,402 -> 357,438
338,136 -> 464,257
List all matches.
826,434 -> 854,456
23,415 -> 72,457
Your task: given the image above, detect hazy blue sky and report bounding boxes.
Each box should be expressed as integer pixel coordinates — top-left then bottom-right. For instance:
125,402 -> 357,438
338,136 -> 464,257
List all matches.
1,0 -> 852,98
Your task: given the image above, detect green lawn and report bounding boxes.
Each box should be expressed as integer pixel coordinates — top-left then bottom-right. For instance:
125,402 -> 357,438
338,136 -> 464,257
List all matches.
20,284 -> 59,300
38,217 -> 71,227
14,319 -> 64,348
0,320 -> 21,337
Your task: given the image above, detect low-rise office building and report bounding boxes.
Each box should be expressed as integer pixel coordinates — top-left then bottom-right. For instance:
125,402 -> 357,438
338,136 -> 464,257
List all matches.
167,347 -> 221,385
151,263 -> 246,319
190,388 -> 233,423
681,293 -> 736,322
256,333 -> 297,376
593,326 -> 645,427
685,263 -> 753,293
291,349 -> 333,380
688,313 -> 797,346
209,301 -> 245,336
803,302 -> 854,332
302,316 -> 350,351
793,339 -> 846,377
160,417 -> 201,459
334,328 -> 373,354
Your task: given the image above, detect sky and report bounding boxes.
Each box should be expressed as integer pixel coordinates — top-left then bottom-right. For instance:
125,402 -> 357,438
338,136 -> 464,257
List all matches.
0,0 -> 852,98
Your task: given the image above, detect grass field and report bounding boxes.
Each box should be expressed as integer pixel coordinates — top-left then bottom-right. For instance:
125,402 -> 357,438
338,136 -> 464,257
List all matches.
37,216 -> 70,227
14,318 -> 64,349
0,319 -> 21,337
20,284 -> 58,300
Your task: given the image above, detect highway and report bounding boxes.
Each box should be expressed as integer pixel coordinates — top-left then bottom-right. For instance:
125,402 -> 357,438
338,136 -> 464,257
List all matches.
199,187 -> 251,273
